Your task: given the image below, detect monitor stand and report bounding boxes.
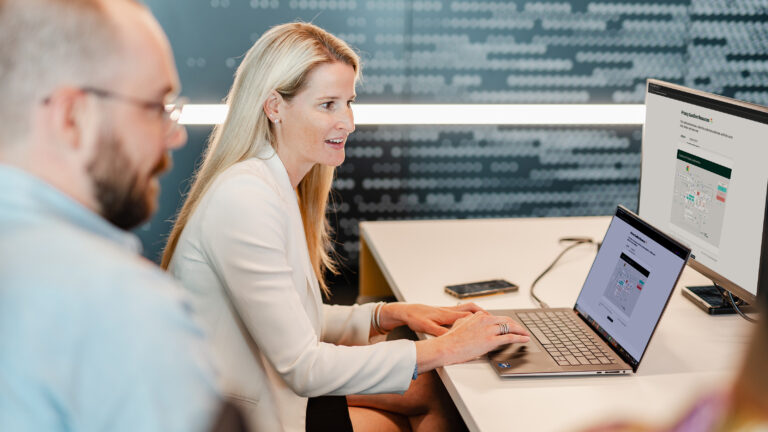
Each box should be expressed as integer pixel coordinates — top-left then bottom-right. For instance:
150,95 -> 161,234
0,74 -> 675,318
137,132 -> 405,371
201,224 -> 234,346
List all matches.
682,285 -> 754,315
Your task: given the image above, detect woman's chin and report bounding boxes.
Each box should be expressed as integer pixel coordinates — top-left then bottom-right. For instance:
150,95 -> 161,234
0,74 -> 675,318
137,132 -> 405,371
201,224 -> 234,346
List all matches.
321,153 -> 345,167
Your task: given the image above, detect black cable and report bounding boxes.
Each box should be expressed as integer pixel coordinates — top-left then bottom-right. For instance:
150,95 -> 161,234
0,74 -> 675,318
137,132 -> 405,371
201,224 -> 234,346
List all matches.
714,281 -> 758,323
530,238 -> 599,309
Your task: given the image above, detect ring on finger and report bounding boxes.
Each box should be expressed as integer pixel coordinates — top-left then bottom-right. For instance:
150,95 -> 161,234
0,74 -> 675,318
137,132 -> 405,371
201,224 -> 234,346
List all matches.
497,322 -> 509,335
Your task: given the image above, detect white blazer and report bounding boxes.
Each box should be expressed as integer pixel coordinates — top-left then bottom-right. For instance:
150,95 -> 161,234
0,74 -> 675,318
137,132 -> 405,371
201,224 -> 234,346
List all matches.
169,148 -> 416,431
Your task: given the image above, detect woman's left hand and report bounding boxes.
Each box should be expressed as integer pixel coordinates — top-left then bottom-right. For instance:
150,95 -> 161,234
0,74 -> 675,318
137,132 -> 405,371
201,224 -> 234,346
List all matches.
378,302 -> 486,336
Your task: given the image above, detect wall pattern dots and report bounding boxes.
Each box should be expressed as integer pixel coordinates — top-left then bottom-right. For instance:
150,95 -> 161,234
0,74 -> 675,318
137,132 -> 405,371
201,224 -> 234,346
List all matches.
141,0 -> 768,285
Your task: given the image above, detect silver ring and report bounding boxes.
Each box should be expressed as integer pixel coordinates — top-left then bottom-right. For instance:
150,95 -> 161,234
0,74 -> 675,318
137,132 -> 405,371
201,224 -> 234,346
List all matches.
497,322 -> 509,335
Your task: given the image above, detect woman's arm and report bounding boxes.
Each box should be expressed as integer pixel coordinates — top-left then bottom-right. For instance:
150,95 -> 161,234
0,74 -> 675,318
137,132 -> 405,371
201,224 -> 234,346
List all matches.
199,170 -> 529,391
322,303 -> 377,346
199,172 -> 415,397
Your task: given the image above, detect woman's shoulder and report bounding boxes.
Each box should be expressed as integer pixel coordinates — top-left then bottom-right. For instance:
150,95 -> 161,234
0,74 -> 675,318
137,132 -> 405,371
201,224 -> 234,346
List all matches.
209,158 -> 281,199
192,158 -> 284,224
219,157 -> 273,183
193,157 -> 289,239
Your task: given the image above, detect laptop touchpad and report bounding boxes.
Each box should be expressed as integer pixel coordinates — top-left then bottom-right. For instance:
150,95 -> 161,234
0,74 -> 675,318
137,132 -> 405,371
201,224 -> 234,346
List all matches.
488,340 -> 541,361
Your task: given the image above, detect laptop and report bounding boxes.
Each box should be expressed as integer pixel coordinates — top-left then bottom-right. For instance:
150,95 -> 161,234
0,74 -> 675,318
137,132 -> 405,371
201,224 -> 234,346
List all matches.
490,205 -> 690,376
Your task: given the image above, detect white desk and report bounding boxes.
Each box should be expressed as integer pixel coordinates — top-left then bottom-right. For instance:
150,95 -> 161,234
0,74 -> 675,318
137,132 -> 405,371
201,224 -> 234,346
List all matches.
359,216 -> 753,432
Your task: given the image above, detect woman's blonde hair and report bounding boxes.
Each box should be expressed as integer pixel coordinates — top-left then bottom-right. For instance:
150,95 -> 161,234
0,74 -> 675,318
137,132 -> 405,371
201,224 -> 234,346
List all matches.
161,22 -> 360,297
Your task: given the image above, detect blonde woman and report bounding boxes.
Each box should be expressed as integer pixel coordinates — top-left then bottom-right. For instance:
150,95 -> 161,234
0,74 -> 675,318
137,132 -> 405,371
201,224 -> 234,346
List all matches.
162,22 -> 528,431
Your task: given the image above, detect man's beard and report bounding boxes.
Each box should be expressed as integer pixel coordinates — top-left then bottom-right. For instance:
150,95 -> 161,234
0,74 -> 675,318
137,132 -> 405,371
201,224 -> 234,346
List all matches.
86,128 -> 169,230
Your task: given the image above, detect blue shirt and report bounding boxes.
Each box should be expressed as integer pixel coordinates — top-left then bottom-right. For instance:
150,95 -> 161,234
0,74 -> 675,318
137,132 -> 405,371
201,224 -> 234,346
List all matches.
0,165 -> 222,432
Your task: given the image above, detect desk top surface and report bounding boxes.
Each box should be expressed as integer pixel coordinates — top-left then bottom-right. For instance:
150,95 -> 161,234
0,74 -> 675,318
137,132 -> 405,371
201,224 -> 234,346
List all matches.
360,216 -> 753,432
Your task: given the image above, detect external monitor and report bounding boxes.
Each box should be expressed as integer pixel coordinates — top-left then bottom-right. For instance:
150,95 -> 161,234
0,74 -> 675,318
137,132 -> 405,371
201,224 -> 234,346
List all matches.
638,79 -> 768,305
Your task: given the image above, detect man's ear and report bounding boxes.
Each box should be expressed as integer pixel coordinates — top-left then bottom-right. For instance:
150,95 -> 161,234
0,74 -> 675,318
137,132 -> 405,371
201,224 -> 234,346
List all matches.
263,90 -> 283,123
44,87 -> 87,150
44,87 -> 98,154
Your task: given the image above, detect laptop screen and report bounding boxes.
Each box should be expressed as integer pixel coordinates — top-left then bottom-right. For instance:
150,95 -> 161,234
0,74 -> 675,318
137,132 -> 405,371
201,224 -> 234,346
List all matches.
574,207 -> 689,368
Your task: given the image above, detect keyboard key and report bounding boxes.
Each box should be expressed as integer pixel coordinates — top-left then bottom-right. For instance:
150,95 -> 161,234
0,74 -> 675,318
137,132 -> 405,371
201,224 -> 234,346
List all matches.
598,357 -> 612,364
565,355 -> 579,366
529,327 -> 552,345
589,359 -> 601,365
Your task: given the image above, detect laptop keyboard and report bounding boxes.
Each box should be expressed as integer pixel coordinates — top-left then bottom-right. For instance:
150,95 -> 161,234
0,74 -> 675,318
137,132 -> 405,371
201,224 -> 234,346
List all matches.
518,311 -> 616,367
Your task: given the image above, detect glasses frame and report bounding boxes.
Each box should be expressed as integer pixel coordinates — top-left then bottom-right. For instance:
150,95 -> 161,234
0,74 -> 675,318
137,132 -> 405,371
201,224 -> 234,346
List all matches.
42,86 -> 186,136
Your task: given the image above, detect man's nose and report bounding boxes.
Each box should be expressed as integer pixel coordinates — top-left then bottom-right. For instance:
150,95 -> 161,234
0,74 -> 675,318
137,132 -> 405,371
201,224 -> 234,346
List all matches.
166,124 -> 187,151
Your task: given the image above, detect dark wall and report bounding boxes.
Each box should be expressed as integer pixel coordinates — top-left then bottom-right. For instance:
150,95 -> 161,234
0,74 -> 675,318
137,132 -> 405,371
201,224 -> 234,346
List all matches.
136,1 -> 768,288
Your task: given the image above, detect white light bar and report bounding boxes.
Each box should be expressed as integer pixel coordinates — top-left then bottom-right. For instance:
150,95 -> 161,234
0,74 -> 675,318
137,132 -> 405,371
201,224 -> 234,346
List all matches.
177,104 -> 645,126
177,104 -> 229,125
353,104 -> 645,125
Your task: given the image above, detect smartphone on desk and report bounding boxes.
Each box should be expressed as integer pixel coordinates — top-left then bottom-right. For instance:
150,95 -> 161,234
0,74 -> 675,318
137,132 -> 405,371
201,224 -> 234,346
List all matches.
444,279 -> 519,299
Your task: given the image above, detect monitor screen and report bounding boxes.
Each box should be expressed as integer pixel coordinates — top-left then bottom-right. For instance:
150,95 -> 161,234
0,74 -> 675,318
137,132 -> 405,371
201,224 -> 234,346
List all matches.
638,80 -> 768,303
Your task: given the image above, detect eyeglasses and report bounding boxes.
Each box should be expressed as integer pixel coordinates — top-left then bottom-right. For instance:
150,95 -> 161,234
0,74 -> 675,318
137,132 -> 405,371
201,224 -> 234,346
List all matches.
43,86 -> 187,136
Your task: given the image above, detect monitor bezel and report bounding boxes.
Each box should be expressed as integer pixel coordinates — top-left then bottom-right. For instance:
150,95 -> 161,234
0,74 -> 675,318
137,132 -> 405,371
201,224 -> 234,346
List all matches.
639,78 -> 768,305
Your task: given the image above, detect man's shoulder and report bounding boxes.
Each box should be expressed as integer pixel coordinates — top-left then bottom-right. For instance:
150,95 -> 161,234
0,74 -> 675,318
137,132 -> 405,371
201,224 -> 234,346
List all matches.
0,216 -> 182,312
0,219 -> 220,432
0,214 -> 208,374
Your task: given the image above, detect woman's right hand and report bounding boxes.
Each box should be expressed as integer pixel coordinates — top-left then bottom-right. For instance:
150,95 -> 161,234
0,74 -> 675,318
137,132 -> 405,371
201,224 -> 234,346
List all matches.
414,312 -> 530,374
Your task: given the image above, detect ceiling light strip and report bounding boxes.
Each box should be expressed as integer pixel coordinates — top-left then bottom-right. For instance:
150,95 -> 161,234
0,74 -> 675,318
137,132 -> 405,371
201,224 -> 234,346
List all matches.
177,104 -> 645,126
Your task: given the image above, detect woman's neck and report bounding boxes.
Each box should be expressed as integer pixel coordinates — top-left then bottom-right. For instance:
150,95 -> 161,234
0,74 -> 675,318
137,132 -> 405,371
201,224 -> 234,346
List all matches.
275,143 -> 312,189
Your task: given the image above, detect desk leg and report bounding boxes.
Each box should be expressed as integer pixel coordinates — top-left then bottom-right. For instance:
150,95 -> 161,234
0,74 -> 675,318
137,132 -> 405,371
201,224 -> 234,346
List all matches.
358,235 -> 394,300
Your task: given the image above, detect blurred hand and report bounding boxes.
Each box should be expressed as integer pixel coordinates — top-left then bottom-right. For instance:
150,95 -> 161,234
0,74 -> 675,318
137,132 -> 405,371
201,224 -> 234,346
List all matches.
415,312 -> 530,373
379,302 -> 486,336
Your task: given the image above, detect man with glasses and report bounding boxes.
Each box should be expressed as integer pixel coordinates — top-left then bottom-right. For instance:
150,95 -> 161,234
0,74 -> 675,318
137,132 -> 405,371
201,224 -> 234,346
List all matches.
0,0 -> 224,431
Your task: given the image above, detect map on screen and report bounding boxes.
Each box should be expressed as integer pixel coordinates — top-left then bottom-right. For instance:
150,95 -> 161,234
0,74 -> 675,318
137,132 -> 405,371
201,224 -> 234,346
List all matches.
670,148 -> 732,248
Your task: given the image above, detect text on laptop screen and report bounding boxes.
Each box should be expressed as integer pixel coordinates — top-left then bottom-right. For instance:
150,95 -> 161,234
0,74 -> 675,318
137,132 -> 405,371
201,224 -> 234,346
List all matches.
574,211 -> 687,362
